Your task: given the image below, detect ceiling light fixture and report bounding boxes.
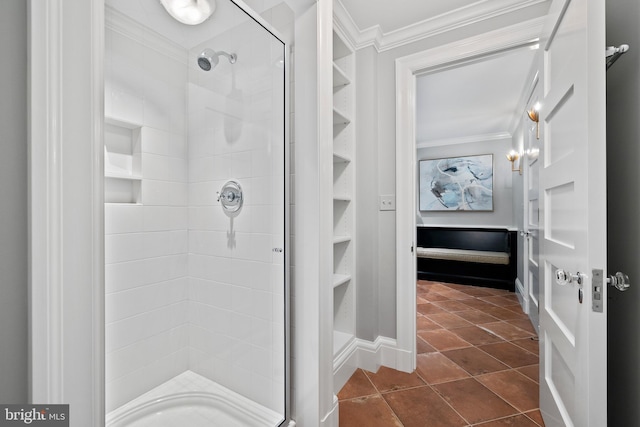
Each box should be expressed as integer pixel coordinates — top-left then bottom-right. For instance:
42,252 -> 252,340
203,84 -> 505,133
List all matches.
160,0 -> 215,25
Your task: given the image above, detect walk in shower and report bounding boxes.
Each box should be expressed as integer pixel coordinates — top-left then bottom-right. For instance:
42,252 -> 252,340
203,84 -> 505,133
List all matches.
103,0 -> 288,425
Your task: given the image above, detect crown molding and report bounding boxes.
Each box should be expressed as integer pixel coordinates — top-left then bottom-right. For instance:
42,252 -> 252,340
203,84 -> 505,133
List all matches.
416,131 -> 512,149
333,0 -> 379,51
105,7 -> 187,63
335,0 -> 548,52
332,12 -> 358,53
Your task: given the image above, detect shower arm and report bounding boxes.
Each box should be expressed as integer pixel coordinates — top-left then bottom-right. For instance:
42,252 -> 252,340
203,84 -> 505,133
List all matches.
217,51 -> 237,64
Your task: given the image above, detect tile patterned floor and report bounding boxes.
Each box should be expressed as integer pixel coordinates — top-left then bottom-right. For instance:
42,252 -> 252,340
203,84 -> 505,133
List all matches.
338,280 -> 545,427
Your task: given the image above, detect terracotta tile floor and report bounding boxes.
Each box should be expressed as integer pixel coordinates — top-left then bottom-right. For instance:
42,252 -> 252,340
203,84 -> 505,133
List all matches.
338,280 -> 545,427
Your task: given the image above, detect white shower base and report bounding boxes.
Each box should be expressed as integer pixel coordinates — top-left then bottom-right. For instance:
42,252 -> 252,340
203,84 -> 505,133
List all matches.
106,371 -> 283,427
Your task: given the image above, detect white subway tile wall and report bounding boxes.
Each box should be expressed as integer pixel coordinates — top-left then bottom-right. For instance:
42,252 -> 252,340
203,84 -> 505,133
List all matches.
104,6 -> 286,417
105,17 -> 190,411
185,18 -> 285,413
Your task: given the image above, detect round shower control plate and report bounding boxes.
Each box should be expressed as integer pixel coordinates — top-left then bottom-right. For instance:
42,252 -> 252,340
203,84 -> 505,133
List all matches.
217,180 -> 243,214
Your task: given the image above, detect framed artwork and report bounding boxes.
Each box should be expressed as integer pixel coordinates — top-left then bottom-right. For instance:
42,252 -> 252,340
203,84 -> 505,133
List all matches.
419,154 -> 493,211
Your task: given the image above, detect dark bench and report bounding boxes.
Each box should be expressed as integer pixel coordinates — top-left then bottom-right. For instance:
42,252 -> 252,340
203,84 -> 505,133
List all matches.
416,226 -> 517,291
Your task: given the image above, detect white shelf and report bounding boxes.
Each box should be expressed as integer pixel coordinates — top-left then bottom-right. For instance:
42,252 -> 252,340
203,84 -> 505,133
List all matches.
332,28 -> 356,376
104,119 -> 142,204
333,330 -> 354,355
333,63 -> 351,88
333,235 -> 351,245
105,172 -> 142,181
333,32 -> 353,60
333,195 -> 351,202
333,152 -> 352,164
333,108 -> 351,126
333,274 -> 351,289
105,116 -> 142,129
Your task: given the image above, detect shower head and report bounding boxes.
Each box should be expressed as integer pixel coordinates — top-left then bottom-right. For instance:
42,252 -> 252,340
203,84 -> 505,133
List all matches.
198,48 -> 237,71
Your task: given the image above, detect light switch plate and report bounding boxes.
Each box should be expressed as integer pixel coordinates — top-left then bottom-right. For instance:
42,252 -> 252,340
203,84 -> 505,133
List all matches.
379,195 -> 395,211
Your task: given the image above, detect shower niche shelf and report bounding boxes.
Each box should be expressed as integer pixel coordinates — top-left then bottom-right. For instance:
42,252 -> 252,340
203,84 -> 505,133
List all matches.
104,116 -> 143,204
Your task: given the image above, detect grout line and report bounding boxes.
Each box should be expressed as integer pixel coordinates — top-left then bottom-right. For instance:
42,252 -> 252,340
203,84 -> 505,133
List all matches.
420,281 -> 543,426
339,280 -> 545,426
523,409 -> 545,427
376,386 -> 407,426
427,382 -> 474,426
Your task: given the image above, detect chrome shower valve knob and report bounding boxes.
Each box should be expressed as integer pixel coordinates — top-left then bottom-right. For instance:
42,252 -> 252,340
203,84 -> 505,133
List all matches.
217,190 -> 238,202
217,180 -> 243,215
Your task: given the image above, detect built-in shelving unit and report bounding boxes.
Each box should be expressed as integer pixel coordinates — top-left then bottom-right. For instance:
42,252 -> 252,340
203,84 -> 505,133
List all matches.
333,108 -> 351,125
104,117 -> 143,204
332,29 -> 356,362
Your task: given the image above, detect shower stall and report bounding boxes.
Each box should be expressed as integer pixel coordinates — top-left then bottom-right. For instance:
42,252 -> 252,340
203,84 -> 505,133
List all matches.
102,0 -> 289,425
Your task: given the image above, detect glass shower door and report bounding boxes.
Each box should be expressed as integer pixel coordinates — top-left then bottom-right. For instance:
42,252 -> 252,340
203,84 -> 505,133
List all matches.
104,0 -> 288,425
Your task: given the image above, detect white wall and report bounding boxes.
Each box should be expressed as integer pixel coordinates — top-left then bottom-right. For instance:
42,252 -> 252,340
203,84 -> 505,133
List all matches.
354,46 -> 382,340
416,139 -> 515,228
0,0 -> 28,404
104,15 -> 190,411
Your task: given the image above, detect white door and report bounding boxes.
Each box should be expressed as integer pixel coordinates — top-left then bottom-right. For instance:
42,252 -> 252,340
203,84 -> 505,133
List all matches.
537,0 -> 607,425
526,93 -> 541,334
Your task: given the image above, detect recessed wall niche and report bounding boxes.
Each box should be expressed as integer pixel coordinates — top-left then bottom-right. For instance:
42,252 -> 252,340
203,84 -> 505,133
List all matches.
104,117 -> 142,204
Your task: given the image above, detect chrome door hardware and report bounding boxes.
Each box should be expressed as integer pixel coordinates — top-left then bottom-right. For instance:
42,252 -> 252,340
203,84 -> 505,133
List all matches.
216,180 -> 243,214
607,271 -> 631,292
520,230 -> 532,238
555,269 -> 585,286
592,269 -> 604,312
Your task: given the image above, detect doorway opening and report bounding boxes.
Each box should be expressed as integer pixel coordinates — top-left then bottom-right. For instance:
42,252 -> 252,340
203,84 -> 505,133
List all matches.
395,21 -> 543,372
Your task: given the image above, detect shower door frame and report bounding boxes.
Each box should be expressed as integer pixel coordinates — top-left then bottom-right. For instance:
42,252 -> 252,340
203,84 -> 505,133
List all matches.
28,0 -> 291,425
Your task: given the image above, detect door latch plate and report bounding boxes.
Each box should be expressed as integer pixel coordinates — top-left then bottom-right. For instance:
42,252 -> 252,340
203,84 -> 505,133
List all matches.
592,269 -> 604,313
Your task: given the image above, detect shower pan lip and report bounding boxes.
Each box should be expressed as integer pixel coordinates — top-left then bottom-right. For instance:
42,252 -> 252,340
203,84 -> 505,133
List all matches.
106,378 -> 284,427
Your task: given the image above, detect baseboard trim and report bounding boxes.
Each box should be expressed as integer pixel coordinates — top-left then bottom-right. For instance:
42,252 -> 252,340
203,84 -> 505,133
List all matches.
333,336 -> 413,394
515,277 -> 529,314
320,396 -> 339,427
333,338 -> 359,394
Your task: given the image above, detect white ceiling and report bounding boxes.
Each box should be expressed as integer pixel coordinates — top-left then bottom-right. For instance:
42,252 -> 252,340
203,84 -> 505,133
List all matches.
338,0 -> 545,146
416,47 -> 538,146
339,0 -> 479,34
106,0 -> 289,49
